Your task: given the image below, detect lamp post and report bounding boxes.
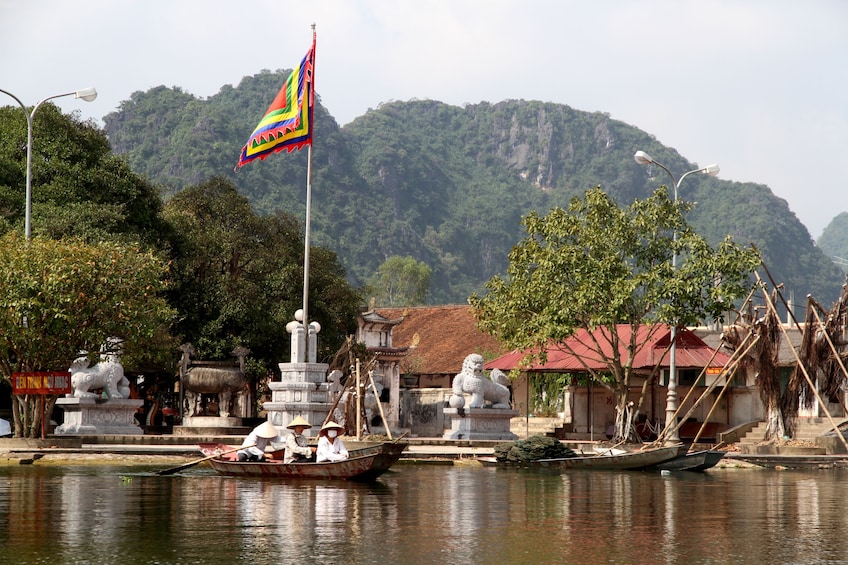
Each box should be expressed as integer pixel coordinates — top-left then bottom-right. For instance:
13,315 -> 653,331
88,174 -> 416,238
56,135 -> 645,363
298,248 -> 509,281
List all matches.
634,150 -> 719,443
0,87 -> 97,240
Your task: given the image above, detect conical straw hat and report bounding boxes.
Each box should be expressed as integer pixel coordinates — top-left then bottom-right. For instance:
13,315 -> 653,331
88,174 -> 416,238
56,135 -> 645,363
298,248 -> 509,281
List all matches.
320,420 -> 344,432
255,421 -> 280,438
286,416 -> 312,430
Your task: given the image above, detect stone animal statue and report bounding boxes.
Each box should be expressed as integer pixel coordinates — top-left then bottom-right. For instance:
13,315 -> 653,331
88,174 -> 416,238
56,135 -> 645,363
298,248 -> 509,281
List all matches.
448,353 -> 511,409
68,351 -> 130,399
179,344 -> 249,418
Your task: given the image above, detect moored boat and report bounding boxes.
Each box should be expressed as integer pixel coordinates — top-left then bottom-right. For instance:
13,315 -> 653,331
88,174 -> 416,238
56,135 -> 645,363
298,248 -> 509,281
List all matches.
199,441 -> 407,481
531,444 -> 684,471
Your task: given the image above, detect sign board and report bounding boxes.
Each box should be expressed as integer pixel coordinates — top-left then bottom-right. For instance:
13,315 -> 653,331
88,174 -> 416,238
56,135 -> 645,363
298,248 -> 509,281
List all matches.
706,367 -> 723,375
12,372 -> 72,395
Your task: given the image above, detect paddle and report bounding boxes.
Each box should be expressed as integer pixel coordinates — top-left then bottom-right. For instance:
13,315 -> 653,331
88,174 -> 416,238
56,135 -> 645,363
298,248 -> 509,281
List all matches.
156,444 -> 252,476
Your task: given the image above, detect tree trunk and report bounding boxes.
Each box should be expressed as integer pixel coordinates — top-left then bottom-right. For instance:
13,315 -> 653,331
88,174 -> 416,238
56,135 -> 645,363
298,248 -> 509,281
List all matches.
612,389 -> 638,442
11,394 -> 54,439
763,405 -> 786,441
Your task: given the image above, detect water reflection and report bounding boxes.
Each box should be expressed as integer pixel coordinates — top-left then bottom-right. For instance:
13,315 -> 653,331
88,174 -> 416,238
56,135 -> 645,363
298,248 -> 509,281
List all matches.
1,464 -> 847,564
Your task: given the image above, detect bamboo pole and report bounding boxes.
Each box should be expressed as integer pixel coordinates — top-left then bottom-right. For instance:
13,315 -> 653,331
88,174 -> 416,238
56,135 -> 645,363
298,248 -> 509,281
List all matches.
356,359 -> 362,441
673,333 -> 759,432
808,305 -> 848,436
690,350 -> 751,446
657,333 -> 759,446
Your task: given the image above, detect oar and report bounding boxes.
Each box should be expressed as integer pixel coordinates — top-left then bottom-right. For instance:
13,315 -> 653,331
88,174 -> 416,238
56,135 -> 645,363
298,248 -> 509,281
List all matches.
156,444 -> 252,476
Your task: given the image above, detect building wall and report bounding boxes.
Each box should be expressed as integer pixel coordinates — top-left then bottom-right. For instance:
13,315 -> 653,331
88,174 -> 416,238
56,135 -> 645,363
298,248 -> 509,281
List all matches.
567,384 -> 766,437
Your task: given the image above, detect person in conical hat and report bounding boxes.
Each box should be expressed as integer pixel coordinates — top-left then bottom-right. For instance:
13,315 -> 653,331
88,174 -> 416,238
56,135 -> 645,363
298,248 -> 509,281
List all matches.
316,421 -> 349,463
237,421 -> 283,462
286,416 -> 312,430
283,416 -> 314,464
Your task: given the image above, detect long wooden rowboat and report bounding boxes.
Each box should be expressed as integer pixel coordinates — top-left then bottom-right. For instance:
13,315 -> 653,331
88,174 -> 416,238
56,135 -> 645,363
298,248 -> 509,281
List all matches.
198,441 -> 407,481
531,444 -> 684,471
654,449 -> 725,472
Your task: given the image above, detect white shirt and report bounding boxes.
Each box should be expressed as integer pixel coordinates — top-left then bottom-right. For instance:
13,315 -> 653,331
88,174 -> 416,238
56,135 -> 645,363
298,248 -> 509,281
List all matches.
316,435 -> 349,462
238,428 -> 283,458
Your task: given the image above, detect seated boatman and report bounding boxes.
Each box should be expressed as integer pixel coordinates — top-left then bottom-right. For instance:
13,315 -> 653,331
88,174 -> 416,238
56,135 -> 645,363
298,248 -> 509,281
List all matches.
284,416 -> 314,463
237,421 -> 284,462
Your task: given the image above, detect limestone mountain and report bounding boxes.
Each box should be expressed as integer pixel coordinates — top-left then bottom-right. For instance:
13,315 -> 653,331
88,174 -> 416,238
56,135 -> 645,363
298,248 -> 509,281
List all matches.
104,70 -> 844,306
818,212 -> 848,275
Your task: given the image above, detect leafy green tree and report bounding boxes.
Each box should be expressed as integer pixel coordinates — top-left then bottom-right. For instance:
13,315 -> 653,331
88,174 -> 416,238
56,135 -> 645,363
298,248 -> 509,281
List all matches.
368,255 -> 432,306
163,177 -> 361,377
0,103 -> 168,246
471,187 -> 761,441
0,232 -> 175,438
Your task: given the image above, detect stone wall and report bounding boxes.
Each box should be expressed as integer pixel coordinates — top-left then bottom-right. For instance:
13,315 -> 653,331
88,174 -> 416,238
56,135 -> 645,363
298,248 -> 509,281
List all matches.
399,389 -> 451,437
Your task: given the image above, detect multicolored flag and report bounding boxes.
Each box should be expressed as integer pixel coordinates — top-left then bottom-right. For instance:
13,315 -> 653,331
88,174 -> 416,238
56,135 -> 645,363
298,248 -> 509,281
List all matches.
236,36 -> 315,168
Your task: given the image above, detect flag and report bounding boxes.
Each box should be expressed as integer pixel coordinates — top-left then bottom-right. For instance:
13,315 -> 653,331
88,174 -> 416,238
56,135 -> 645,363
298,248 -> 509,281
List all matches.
236,37 -> 315,168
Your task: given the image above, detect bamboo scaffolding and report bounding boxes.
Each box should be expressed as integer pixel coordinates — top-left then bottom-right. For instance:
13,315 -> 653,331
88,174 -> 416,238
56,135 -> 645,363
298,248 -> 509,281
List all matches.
756,274 -> 848,453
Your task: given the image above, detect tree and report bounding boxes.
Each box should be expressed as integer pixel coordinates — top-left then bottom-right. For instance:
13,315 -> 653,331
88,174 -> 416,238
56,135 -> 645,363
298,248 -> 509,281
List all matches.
0,103 -> 168,247
471,187 -> 761,441
163,177 -> 361,379
0,232 -> 175,438
367,255 -> 432,306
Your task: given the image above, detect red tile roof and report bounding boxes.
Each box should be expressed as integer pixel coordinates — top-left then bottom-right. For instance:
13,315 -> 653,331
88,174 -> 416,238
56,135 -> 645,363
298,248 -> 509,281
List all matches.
373,305 -> 507,375
485,324 -> 731,373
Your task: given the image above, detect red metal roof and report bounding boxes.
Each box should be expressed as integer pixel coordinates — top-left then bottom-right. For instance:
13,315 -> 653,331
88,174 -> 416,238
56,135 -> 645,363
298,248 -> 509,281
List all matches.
485,324 -> 731,373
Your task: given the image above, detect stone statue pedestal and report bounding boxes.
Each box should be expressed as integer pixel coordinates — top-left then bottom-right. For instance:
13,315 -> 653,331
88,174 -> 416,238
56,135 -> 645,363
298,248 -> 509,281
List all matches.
173,416 -> 249,436
55,397 -> 144,435
443,407 -> 519,441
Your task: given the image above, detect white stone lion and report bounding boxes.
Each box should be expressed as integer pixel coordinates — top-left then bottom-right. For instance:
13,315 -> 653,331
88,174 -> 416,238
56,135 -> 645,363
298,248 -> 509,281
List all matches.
448,353 -> 511,409
68,353 -> 130,399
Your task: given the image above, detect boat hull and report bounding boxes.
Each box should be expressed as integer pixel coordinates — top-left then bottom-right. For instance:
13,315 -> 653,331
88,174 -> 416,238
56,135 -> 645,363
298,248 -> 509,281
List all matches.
201,442 -> 407,481
531,444 -> 684,470
654,450 -> 725,472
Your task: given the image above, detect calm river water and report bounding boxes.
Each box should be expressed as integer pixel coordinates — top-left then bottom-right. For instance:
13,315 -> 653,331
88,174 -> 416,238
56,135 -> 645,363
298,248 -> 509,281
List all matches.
1,461 -> 846,564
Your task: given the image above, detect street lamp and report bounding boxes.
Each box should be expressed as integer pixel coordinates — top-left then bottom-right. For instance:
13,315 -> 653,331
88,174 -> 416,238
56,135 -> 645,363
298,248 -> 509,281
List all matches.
634,150 -> 719,443
0,87 -> 98,239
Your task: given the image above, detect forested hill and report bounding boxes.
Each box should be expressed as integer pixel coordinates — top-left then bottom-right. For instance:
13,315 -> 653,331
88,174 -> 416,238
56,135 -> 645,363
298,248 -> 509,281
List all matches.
104,69 -> 843,305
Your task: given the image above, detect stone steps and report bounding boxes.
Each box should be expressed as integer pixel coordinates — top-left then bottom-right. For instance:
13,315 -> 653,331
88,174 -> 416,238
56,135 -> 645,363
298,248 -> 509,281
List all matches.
510,416 -> 562,439
738,417 -> 848,454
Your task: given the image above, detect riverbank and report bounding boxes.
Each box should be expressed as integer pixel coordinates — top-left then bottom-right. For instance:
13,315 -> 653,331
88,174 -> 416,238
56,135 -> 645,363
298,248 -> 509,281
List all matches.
3,435 -> 844,469
0,435 -> 502,467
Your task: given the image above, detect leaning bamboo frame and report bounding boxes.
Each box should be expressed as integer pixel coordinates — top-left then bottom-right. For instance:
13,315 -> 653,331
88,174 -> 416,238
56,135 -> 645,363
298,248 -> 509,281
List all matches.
756,273 -> 848,453
653,330 -> 759,447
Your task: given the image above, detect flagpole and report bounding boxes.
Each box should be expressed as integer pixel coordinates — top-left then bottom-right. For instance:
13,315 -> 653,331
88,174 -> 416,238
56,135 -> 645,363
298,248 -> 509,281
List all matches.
302,142 -> 313,359
301,24 -> 316,362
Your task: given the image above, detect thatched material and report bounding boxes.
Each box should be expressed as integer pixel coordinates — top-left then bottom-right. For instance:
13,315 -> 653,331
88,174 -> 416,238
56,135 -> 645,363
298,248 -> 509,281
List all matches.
494,435 -> 576,462
784,286 -> 848,433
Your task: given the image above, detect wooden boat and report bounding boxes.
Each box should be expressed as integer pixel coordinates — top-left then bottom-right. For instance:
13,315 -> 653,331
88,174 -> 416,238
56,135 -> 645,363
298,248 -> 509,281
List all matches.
531,444 -> 684,471
198,441 -> 407,481
653,449 -> 725,472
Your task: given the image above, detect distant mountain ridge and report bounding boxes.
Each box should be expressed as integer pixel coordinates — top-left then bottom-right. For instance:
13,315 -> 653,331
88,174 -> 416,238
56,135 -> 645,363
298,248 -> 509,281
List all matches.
103,69 -> 844,306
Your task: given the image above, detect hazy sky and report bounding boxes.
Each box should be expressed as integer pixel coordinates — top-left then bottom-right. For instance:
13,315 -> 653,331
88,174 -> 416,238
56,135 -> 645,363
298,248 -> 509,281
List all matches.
2,0 -> 846,238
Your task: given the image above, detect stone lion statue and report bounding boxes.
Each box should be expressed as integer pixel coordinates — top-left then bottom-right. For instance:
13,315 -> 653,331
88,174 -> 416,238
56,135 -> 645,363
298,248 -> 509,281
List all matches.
68,351 -> 130,399
448,353 -> 511,409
